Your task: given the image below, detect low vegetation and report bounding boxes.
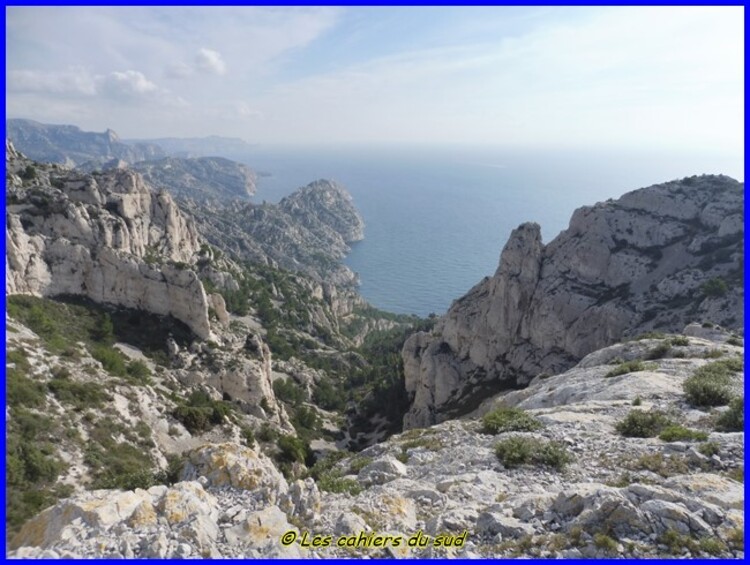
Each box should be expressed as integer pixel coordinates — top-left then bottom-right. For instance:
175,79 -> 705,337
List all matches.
629,453 -> 691,477
715,397 -> 743,432
481,407 -> 543,435
658,425 -> 708,442
701,277 -> 728,298
605,360 -> 655,378
172,389 -> 234,434
6,295 -> 191,366
616,410 -> 674,438
494,437 -> 571,470
683,357 -> 742,407
6,406 -> 71,534
307,452 -> 362,496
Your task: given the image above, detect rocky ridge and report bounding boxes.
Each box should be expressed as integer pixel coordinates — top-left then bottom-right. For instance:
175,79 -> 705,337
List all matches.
6,119 -> 165,168
9,327 -> 744,558
402,175 -> 744,428
5,140 -> 212,339
182,179 -> 365,286
132,157 -> 256,202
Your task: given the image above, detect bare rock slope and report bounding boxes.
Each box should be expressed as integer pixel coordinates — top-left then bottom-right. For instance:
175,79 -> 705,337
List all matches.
403,175 -> 743,428
10,329 -> 744,558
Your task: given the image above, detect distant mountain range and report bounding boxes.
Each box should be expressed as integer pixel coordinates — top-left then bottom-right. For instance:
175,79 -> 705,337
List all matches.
123,136 -> 256,158
7,118 -> 255,164
6,118 -> 164,167
6,119 -> 257,203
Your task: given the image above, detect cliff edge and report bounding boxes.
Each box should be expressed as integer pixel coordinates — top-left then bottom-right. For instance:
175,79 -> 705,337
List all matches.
402,175 -> 744,428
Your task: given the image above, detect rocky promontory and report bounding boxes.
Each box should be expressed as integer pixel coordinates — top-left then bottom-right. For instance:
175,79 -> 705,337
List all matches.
5,141 -> 213,339
184,179 -> 365,286
130,157 -> 257,202
402,175 -> 743,428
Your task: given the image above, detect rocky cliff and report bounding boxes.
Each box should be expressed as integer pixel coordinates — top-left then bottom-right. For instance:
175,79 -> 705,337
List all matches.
130,156 -> 257,202
403,175 -> 744,428
183,179 -> 365,286
5,140 -> 212,339
7,119 -> 165,167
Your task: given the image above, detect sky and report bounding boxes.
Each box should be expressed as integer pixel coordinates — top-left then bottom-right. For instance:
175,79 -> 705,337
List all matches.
5,6 -> 744,156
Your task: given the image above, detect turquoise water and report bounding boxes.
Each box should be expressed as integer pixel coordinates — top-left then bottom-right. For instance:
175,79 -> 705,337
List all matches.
234,145 -> 743,317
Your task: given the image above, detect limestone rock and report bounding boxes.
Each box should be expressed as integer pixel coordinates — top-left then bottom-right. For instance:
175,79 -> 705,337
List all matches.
403,175 -> 743,428
358,457 -> 408,486
279,479 -> 321,521
5,148 -> 213,339
180,443 -> 288,502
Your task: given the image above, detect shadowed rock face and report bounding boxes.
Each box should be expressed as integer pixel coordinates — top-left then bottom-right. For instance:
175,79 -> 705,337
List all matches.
5,141 -> 212,339
402,175 -> 744,429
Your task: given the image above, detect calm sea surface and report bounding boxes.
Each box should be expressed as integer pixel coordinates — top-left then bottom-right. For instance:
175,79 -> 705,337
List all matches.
232,145 -> 743,317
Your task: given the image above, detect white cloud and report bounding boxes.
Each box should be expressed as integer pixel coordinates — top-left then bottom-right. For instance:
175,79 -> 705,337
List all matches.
164,62 -> 193,79
236,102 -> 263,119
195,48 -> 226,75
98,70 -> 159,97
8,68 -> 97,96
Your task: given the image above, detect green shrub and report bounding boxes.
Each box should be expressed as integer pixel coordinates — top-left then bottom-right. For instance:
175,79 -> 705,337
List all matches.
494,437 -> 571,470
645,343 -> 671,360
47,377 -> 109,410
683,359 -> 740,407
85,430 -> 157,491
91,345 -> 128,376
701,278 -> 728,297
481,407 -> 543,435
173,406 -> 211,434
727,336 -> 743,346
658,529 -> 698,555
21,165 -> 38,180
172,389 -> 233,434
593,533 -> 619,553
273,378 -> 306,406
313,378 -> 346,411
7,369 -> 46,408
257,423 -> 279,442
616,410 -> 673,438
292,405 -> 320,434
715,397 -> 743,432
658,425 -> 708,442
697,442 -> 720,457
240,426 -> 255,446
632,397 -> 643,406
126,360 -> 152,384
605,360 -> 653,378
703,349 -> 725,359
699,537 -> 728,556
668,336 -> 690,347
726,527 -> 744,551
154,454 -> 184,486
276,435 -> 312,465
631,453 -> 690,477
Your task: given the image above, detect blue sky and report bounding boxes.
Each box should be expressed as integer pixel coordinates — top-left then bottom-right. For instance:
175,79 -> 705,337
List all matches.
5,6 -> 744,155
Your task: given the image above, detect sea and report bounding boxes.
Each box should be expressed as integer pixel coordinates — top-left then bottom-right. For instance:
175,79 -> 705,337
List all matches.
232,145 -> 743,317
